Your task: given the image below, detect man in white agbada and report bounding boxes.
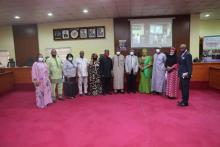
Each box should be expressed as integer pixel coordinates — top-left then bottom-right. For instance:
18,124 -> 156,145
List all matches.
76,51 -> 89,96
151,48 -> 167,94
112,50 -> 125,93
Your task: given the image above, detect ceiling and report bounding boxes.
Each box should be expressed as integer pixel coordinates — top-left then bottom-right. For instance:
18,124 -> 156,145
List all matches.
0,0 -> 220,25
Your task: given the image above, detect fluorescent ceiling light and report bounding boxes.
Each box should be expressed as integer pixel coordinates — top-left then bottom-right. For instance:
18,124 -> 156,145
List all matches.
14,16 -> 20,19
48,12 -> 53,16
83,9 -> 88,13
205,14 -> 210,17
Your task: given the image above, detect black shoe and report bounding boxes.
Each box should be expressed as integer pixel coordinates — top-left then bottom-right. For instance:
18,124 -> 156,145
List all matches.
151,92 -> 157,95
58,97 -> 64,101
67,97 -> 75,99
177,101 -> 188,106
168,96 -> 176,99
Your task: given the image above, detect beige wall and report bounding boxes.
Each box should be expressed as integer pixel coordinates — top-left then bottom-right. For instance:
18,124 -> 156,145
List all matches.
189,15 -> 220,58
1,17 -> 219,61
190,14 -> 200,58
0,25 -> 15,59
38,19 -> 114,59
200,19 -> 220,37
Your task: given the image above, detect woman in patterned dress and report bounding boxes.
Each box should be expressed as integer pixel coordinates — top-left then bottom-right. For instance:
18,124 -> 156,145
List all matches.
88,53 -> 102,96
32,54 -> 53,108
165,47 -> 179,99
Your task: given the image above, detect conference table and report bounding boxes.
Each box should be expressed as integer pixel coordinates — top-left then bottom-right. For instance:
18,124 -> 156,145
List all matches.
0,62 -> 220,94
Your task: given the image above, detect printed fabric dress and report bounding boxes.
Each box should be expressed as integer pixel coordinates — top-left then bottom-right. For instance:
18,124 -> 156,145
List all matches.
88,61 -> 102,96
165,53 -> 179,98
32,62 -> 53,108
166,64 -> 178,98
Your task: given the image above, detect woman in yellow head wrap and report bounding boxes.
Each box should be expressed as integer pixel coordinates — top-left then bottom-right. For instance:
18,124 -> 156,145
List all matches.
139,48 -> 153,93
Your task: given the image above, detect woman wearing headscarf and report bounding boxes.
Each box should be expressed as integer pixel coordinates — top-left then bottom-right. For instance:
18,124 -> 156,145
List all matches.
138,48 -> 153,93
165,47 -> 179,99
88,53 -> 102,96
32,53 -> 53,108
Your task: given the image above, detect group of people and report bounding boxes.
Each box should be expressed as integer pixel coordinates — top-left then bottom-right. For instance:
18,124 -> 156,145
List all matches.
32,43 -> 192,109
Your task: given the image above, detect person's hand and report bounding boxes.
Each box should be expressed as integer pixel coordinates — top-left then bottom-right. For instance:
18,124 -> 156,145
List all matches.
35,81 -> 40,87
167,66 -> 172,72
134,72 -> 137,75
182,72 -> 188,77
140,67 -> 144,72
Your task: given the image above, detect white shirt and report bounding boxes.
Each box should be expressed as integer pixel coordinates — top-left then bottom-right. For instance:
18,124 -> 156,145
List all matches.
125,55 -> 139,73
76,57 -> 89,77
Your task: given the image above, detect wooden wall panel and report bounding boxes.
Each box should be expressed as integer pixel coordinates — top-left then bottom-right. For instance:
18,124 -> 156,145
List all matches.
114,15 -> 190,56
13,24 -> 39,66
0,72 -> 14,94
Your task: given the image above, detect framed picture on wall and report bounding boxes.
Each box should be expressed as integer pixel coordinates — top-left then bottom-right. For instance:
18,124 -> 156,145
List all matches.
53,26 -> 105,41
70,29 -> 79,39
88,28 -> 96,38
97,26 -> 105,38
62,30 -> 70,39
80,28 -> 88,39
53,29 -> 62,40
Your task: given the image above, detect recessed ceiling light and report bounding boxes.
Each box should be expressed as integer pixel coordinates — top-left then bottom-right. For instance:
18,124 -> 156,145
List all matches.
83,9 -> 88,13
205,14 -> 210,17
14,16 -> 20,19
48,12 -> 53,16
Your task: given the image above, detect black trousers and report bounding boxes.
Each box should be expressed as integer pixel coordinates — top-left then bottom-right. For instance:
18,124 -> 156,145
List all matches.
127,70 -> 136,93
64,77 -> 77,97
102,77 -> 111,94
180,77 -> 190,104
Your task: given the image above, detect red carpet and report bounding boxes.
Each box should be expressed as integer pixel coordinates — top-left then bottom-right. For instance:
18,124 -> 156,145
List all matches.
0,89 -> 220,147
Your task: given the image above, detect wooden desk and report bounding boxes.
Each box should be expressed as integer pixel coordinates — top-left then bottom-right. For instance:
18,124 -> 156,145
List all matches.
3,67 -> 32,84
0,72 -> 14,94
192,63 -> 220,82
2,67 -> 34,90
209,67 -> 220,90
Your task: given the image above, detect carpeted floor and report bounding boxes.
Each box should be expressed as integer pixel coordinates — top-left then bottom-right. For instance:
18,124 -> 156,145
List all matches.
0,89 -> 220,147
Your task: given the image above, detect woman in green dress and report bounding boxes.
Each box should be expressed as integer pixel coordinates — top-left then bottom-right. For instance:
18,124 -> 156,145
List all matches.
138,48 -> 153,93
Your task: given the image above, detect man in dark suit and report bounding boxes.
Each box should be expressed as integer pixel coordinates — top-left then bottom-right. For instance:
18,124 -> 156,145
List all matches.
178,44 -> 192,106
100,49 -> 113,95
